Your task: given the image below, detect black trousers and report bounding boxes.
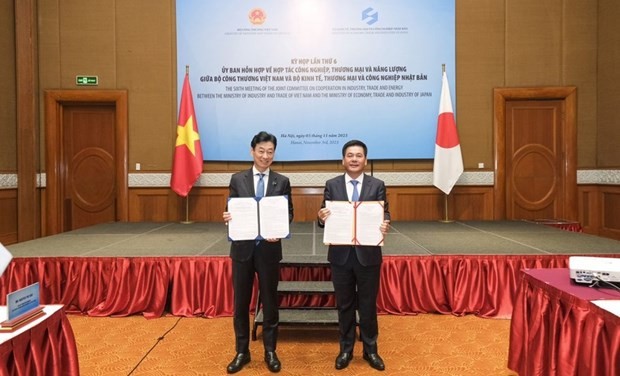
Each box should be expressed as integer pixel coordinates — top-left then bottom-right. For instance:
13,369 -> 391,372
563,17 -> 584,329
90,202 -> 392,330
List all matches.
232,247 -> 280,353
330,248 -> 381,354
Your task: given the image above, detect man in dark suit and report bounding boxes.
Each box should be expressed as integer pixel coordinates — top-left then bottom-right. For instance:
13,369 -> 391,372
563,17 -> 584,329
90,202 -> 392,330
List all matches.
318,139 -> 390,371
223,131 -> 294,374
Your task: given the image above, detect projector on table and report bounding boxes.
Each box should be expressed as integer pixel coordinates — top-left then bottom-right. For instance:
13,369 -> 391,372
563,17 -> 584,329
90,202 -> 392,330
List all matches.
569,256 -> 620,286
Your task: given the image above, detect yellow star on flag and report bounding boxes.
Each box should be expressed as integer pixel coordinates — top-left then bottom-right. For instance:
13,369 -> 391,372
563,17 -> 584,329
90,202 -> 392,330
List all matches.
175,116 -> 200,156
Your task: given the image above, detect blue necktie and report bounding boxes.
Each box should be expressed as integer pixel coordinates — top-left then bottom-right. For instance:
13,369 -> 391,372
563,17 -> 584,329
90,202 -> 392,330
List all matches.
256,173 -> 265,198
351,180 -> 359,201
255,173 -> 265,245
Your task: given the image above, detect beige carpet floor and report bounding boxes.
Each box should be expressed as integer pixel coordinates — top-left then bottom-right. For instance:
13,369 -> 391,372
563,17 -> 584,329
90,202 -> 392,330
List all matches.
68,313 -> 518,376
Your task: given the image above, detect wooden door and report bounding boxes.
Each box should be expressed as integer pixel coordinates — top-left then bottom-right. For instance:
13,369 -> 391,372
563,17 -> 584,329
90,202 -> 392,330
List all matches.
505,100 -> 564,219
45,90 -> 128,236
494,87 -> 577,221
62,105 -> 116,230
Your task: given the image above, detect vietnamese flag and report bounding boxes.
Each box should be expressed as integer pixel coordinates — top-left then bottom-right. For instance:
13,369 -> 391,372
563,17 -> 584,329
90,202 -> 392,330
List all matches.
432,71 -> 463,195
170,71 -> 203,197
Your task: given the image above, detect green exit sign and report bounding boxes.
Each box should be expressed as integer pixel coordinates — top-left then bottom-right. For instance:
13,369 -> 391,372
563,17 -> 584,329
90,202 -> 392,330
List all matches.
76,75 -> 98,86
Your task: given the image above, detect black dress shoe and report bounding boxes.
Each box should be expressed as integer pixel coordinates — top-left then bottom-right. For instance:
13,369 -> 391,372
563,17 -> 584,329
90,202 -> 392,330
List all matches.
363,352 -> 385,371
264,351 -> 281,373
227,353 -> 251,374
335,352 -> 353,370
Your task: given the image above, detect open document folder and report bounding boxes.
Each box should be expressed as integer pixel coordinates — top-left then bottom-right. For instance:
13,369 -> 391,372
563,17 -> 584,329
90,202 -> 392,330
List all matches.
227,195 -> 290,241
323,201 -> 385,246
0,242 -> 12,277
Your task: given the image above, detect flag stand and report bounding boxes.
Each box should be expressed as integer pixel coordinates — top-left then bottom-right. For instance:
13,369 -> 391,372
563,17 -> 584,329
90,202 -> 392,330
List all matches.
433,63 -> 461,224
180,195 -> 193,224
171,64 -> 202,223
439,194 -> 454,223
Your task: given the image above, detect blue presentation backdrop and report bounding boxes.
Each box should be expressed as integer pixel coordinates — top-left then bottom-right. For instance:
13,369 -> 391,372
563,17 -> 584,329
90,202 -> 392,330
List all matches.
176,0 -> 455,161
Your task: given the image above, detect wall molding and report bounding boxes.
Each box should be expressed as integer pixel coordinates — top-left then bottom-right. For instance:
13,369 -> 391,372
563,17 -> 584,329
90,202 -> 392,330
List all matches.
577,169 -> 620,185
1,169 -> 619,189
0,174 -> 17,189
129,171 -> 495,187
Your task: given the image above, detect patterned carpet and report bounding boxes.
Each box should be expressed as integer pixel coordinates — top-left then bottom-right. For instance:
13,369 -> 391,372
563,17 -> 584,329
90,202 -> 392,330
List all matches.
69,314 -> 518,375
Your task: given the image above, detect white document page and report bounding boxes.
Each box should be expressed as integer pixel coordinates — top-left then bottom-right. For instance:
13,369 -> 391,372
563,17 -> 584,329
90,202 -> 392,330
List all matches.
323,201 -> 385,246
258,196 -> 290,239
323,201 -> 356,245
592,300 -> 620,318
0,242 -> 12,278
354,201 -> 385,246
227,197 -> 260,241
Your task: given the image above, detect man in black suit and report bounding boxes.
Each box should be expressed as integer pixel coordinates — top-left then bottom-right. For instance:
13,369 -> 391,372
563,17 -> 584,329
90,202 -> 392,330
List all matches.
223,131 -> 294,374
318,140 -> 390,371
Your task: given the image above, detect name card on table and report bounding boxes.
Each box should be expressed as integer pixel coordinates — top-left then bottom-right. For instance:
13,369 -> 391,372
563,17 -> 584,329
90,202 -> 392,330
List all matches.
1,283 -> 44,331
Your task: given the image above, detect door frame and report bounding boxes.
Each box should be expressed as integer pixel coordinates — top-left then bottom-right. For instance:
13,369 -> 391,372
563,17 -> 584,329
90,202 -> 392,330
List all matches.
44,90 -> 129,235
493,86 -> 577,220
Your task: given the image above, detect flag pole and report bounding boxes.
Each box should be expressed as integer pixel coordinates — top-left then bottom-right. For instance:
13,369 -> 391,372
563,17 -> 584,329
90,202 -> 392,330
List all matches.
181,65 -> 193,225
440,193 -> 453,223
438,64 -> 453,224
181,195 -> 193,224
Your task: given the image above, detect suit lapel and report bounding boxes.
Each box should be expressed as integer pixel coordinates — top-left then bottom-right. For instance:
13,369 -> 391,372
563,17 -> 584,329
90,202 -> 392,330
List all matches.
244,169 -> 255,196
359,174 -> 371,201
336,175 -> 348,200
266,172 -> 277,196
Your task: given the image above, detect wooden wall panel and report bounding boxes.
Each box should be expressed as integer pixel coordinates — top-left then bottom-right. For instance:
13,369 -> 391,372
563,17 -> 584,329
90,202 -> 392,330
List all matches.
127,186 -> 495,223
598,2 -> 620,167
128,187 -> 326,223
389,188 -> 443,221
600,186 -> 620,240
452,187 -> 494,220
565,2 -> 598,168
128,189 -> 173,222
0,189 -> 17,245
577,185 -> 599,234
129,188 -> 232,223
578,185 -> 620,240
15,0 -> 39,242
185,189 -> 230,222
0,1 -> 16,171
291,187 -> 324,222
377,186 -> 493,222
